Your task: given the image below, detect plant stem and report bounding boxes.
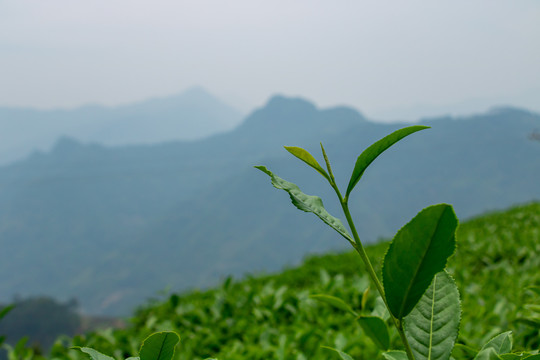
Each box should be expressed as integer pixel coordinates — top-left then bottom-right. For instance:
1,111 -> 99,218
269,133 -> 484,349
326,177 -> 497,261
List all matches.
334,188 -> 415,359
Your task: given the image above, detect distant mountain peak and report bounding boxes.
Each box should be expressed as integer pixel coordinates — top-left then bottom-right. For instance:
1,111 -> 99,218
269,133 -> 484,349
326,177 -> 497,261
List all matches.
265,95 -> 317,111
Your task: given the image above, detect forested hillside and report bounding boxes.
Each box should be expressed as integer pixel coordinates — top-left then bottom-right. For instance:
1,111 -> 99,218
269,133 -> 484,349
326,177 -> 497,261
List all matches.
0,97 -> 539,314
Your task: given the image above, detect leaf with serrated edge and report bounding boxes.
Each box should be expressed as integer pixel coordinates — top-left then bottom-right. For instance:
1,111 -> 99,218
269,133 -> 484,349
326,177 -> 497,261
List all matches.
310,294 -> 357,316
480,332 -> 512,355
474,349 -> 503,360
73,347 -> 115,360
255,166 -> 353,244
139,331 -> 180,360
345,125 -> 429,198
357,316 -> 390,350
383,204 -> 458,319
284,146 -> 330,181
321,346 -> 354,360
404,271 -> 461,360
383,351 -> 409,360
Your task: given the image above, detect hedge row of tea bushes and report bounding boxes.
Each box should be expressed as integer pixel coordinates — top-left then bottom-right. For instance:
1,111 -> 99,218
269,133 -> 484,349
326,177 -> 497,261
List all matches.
5,203 -> 540,360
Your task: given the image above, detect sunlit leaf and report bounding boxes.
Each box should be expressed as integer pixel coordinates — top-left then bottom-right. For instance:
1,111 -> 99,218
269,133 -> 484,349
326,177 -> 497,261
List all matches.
345,125 -> 429,198
284,146 -> 330,181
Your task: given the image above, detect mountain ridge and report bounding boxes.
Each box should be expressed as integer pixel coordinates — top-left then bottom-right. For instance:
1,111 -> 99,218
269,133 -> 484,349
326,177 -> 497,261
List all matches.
0,96 -> 539,315
0,87 -> 243,165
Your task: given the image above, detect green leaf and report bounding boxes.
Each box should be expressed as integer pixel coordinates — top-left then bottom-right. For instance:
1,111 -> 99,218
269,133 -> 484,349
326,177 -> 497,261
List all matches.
310,294 -> 358,316
475,349 -> 503,360
0,305 -> 14,321
357,316 -> 390,350
480,332 -> 512,355
139,331 -> 180,360
404,271 -> 461,360
383,204 -> 458,319
382,350 -> 409,360
255,166 -> 353,244
321,346 -> 354,360
73,347 -> 116,360
345,125 -> 429,198
284,146 -> 330,181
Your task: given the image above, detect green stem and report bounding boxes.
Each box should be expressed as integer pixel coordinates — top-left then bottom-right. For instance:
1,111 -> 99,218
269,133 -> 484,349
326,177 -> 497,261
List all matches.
334,188 -> 415,360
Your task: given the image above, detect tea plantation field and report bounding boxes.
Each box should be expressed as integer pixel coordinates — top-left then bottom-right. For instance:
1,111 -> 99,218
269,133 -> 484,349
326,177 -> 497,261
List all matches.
4,202 -> 540,360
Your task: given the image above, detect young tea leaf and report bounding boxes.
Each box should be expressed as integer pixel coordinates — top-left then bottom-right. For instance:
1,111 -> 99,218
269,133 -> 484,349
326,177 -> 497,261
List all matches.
139,331 -> 180,360
321,346 -> 354,360
382,350 -> 409,360
404,271 -> 461,360
480,332 -> 513,355
255,166 -> 353,244
361,287 -> 370,310
345,125 -> 429,198
310,294 -> 358,316
383,204 -> 458,319
284,146 -> 330,182
357,316 -> 390,350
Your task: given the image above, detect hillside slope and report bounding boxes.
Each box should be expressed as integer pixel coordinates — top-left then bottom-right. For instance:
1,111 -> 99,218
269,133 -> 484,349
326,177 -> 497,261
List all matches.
35,202 -> 540,360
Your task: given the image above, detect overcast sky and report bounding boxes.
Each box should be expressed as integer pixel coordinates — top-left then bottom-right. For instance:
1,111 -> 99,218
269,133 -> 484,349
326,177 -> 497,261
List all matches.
1,1 -> 539,120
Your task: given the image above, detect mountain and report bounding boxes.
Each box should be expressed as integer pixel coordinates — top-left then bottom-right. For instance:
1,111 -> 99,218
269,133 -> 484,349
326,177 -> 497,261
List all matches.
0,97 -> 539,315
0,87 -> 243,165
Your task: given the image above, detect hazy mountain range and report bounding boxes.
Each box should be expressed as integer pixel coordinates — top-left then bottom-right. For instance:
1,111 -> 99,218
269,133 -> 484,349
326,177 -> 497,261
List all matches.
0,95 -> 539,315
0,87 -> 243,165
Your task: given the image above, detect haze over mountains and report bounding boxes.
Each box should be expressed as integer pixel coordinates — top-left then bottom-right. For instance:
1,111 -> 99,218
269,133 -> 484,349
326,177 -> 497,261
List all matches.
0,87 -> 243,165
0,93 -> 539,315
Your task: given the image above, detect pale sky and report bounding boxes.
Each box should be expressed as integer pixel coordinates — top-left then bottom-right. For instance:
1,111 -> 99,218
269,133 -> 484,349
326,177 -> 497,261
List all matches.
1,0 -> 539,120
